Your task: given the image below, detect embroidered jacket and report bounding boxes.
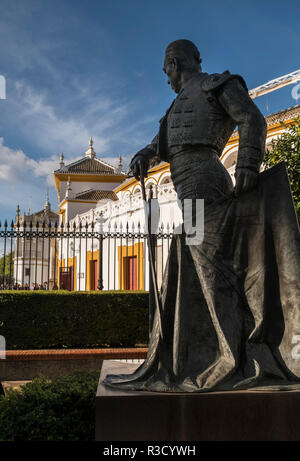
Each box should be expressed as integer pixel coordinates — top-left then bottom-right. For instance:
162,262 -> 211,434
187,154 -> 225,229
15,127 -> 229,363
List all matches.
130,71 -> 267,173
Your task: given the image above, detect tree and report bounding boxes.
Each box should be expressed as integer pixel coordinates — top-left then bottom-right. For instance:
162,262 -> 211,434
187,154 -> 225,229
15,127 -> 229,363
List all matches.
264,117 -> 300,223
0,251 -> 14,285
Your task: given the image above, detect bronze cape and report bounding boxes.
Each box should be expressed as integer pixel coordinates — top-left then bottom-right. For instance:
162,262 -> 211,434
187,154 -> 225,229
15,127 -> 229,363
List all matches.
104,162 -> 300,392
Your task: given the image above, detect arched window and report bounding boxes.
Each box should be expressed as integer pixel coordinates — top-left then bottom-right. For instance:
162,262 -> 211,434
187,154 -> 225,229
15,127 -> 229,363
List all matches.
133,186 -> 142,195
223,150 -> 238,169
160,176 -> 172,185
145,181 -> 156,198
145,181 -> 156,190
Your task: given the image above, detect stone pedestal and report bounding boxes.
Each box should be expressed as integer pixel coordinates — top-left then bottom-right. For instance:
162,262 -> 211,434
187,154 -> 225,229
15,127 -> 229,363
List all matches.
96,360 -> 300,441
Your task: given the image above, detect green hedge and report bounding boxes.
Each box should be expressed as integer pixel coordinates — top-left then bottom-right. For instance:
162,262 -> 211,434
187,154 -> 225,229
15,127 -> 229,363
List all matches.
0,371 -> 99,441
0,291 -> 149,349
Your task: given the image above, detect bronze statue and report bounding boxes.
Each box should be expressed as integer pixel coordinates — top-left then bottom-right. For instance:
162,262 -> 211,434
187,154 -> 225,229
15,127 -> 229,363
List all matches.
104,39 -> 300,392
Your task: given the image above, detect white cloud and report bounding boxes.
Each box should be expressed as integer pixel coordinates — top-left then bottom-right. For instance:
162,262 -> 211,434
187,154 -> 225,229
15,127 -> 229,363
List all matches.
10,81 -> 112,155
0,138 -> 58,212
7,80 -> 153,158
101,155 -> 132,172
0,2 -> 159,218
0,137 -> 65,183
3,77 -> 157,165
0,137 -> 134,217
0,74 -> 156,216
0,138 -> 35,181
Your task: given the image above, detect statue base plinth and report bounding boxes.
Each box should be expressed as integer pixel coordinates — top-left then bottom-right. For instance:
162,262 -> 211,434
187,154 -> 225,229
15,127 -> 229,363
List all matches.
96,360 -> 300,441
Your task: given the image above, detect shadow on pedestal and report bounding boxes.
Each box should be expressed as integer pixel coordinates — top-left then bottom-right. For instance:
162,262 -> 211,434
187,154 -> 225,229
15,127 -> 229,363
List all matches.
96,360 -> 300,441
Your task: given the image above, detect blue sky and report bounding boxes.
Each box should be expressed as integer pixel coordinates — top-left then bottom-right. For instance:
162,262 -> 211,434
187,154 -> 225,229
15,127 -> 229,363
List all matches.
0,0 -> 299,222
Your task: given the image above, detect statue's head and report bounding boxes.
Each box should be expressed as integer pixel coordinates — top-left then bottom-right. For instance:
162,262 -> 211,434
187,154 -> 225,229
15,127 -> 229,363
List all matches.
163,39 -> 202,93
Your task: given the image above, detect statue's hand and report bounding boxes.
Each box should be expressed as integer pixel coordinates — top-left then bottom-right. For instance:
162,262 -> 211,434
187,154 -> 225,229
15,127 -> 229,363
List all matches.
234,168 -> 258,197
128,156 -> 149,181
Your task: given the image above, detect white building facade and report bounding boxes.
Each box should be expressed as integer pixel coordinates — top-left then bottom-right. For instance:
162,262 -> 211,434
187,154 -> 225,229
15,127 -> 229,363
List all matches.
13,197 -> 59,289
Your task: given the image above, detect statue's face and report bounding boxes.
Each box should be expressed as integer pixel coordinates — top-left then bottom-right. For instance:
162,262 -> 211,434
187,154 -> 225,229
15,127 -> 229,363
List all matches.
163,54 -> 181,94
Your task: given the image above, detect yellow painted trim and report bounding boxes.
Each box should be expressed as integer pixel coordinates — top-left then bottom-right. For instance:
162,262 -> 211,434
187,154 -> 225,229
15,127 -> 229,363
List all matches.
58,209 -> 66,225
148,162 -> 170,174
118,242 -> 144,290
267,118 -> 298,132
221,146 -> 239,163
132,184 -> 142,194
118,175 -> 159,196
86,250 -> 99,291
53,172 -> 126,193
113,178 -> 139,193
114,163 -> 170,193
59,200 -> 67,209
221,118 -> 298,160
54,175 -> 60,192
145,177 -> 158,186
157,171 -> 171,184
227,131 -> 240,143
54,172 -> 126,183
266,129 -> 286,138
59,198 -> 101,208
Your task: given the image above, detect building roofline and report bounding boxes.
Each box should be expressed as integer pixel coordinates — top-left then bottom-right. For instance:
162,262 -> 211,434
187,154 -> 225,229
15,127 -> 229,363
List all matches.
115,105 -> 300,194
54,155 -> 126,175
229,104 -> 300,139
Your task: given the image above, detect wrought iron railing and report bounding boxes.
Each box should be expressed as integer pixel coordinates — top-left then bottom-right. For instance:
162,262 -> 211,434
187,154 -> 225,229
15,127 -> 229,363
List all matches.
0,219 -> 174,291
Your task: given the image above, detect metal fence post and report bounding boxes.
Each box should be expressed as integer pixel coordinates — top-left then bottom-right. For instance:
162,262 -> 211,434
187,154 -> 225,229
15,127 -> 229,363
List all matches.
96,213 -> 105,291
148,186 -> 157,335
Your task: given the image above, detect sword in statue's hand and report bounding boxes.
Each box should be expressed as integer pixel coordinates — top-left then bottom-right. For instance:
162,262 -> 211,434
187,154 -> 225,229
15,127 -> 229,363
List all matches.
128,160 -> 164,340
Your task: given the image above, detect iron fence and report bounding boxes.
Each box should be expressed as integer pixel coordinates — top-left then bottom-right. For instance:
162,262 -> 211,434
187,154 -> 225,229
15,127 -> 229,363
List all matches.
0,218 -> 174,292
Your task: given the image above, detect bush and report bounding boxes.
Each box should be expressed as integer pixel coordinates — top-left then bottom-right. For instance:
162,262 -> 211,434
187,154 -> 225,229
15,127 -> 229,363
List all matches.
264,117 -> 300,223
0,291 -> 149,349
0,371 -> 99,441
